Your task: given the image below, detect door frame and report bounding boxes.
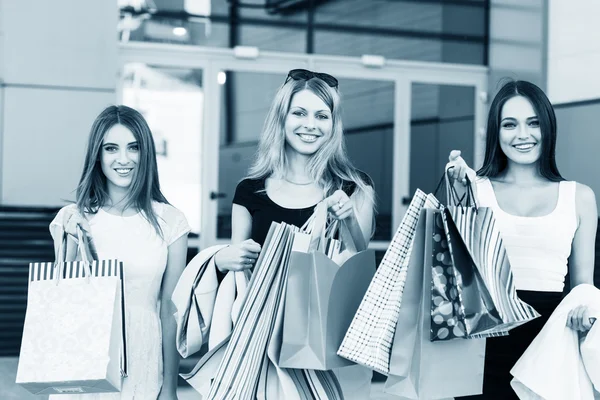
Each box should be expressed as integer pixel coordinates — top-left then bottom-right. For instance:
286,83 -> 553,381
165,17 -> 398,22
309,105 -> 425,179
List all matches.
118,42 -> 488,250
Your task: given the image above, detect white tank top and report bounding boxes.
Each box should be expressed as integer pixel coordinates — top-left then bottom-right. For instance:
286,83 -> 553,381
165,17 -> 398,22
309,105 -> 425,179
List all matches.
475,177 -> 578,292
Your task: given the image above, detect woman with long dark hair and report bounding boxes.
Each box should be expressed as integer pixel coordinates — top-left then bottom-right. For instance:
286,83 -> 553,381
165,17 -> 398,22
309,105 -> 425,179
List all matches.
448,80 -> 597,399
50,105 -> 190,400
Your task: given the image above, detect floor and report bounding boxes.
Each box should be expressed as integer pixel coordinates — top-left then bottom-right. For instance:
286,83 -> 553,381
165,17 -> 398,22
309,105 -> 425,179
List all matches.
0,357 -> 437,399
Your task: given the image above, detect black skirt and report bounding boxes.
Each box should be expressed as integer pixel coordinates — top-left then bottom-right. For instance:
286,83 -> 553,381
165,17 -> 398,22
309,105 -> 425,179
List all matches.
457,290 -> 564,400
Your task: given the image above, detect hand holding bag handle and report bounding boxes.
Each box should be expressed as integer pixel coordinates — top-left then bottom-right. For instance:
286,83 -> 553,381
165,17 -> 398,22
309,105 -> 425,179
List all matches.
337,212 -> 367,254
54,226 -> 94,284
305,201 -> 329,253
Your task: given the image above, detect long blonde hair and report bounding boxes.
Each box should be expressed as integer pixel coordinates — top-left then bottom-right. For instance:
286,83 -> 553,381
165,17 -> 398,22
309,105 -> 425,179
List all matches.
247,75 -> 375,210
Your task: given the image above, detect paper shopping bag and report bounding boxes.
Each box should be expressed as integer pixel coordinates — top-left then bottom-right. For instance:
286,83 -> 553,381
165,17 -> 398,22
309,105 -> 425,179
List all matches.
385,208 -> 485,399
337,190 -> 429,374
16,230 -> 126,395
430,208 -> 503,341
448,205 -> 540,335
279,203 -> 376,370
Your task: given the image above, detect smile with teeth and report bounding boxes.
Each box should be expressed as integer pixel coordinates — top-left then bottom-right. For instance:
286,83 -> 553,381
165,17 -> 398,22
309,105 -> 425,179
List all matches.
513,143 -> 536,151
115,168 -> 133,176
297,133 -> 320,143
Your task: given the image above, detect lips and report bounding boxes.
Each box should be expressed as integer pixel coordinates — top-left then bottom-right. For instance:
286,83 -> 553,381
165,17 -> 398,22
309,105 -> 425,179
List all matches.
114,168 -> 133,177
296,133 -> 320,143
512,143 -> 537,152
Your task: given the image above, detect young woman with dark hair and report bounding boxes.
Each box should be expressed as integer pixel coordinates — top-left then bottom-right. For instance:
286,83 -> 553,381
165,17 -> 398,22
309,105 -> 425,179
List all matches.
448,80 -> 597,399
50,105 -> 190,400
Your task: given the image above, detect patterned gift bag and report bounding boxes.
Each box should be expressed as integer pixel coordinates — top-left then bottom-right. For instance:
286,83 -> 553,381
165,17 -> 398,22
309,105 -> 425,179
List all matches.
16,229 -> 127,395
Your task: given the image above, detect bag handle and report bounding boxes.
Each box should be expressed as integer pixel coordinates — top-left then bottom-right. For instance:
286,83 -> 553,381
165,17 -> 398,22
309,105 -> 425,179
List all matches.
434,168 -> 463,207
53,226 -> 94,284
339,215 -> 367,253
307,202 -> 329,252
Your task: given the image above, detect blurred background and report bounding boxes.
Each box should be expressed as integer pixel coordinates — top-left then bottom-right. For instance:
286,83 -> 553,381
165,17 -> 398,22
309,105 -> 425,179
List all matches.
1,0 -> 599,398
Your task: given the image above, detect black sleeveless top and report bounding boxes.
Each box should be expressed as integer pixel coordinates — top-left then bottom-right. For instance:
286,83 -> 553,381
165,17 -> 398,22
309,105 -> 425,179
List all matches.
232,173 -> 372,246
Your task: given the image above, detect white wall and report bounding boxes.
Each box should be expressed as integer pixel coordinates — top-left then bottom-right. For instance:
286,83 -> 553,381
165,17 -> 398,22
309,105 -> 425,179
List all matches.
0,0 -> 118,206
547,0 -> 600,104
546,1 -> 600,213
488,0 -> 546,93
555,104 -> 600,206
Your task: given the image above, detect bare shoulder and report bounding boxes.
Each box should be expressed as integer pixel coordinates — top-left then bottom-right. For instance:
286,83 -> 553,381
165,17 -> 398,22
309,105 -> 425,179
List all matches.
574,182 -> 597,218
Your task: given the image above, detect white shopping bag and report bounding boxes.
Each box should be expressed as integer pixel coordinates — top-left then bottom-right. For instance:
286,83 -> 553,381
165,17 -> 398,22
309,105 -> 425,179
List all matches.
16,228 -> 127,395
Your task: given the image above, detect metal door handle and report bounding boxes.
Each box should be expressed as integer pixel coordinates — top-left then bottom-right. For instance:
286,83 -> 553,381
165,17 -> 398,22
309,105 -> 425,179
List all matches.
210,191 -> 227,200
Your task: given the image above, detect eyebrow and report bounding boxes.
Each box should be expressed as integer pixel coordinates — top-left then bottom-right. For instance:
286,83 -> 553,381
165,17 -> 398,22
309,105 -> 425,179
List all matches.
103,141 -> 139,146
290,106 -> 331,113
501,116 -> 538,122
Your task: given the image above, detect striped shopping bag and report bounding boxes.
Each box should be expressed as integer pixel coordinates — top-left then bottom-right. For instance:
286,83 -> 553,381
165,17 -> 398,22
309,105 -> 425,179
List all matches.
448,205 -> 540,335
207,222 -> 343,400
16,229 -> 127,395
338,190 -> 439,375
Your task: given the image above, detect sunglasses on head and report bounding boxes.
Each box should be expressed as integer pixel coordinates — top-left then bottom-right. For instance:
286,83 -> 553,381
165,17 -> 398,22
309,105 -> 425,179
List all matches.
284,69 -> 339,89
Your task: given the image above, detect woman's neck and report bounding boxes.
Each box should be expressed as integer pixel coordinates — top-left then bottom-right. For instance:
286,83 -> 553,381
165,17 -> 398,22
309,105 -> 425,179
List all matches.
106,183 -> 132,213
284,148 -> 312,182
499,162 -> 545,185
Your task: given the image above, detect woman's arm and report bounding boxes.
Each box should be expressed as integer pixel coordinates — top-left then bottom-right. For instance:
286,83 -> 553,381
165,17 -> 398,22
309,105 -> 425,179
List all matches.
569,183 -> 597,288
566,183 -> 597,333
214,204 -> 259,273
446,150 -> 478,206
231,204 -> 253,244
158,234 -> 188,399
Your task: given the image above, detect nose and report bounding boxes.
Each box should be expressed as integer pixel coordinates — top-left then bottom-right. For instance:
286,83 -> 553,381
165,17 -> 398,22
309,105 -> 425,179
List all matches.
516,123 -> 530,140
116,148 -> 130,164
304,115 -> 316,130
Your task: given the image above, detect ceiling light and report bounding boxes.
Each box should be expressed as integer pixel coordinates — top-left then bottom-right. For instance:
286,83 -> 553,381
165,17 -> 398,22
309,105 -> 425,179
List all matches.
173,27 -> 187,36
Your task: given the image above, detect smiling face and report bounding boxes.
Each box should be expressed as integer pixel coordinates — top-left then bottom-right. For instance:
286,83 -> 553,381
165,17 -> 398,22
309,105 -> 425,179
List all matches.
284,89 -> 333,156
100,124 -> 140,191
498,95 -> 543,166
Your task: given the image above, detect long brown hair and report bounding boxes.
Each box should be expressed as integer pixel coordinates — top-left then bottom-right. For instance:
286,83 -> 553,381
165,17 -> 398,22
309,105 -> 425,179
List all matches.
76,105 -> 169,237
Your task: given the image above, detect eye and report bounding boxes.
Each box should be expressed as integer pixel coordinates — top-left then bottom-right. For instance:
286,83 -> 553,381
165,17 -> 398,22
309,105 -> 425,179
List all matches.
528,119 -> 540,127
502,122 -> 516,129
129,144 -> 140,152
292,110 -> 305,117
316,114 -> 330,120
103,145 -> 118,152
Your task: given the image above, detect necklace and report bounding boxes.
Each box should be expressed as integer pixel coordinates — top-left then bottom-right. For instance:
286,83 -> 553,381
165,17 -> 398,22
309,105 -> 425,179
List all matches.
284,177 -> 313,186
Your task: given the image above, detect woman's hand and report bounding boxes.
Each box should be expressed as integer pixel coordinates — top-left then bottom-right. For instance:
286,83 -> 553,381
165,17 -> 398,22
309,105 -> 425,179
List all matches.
62,207 -> 91,237
325,190 -> 354,220
214,239 -> 261,273
446,150 -> 474,186
566,305 -> 596,332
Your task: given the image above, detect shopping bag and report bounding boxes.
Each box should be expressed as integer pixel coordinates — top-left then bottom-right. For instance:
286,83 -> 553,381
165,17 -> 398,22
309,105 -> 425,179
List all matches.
430,208 -> 503,341
510,284 -> 600,400
447,179 -> 540,335
582,317 -> 600,392
385,207 -> 486,399
16,228 -> 127,395
206,221 -> 345,400
337,190 -> 429,374
278,202 -> 376,370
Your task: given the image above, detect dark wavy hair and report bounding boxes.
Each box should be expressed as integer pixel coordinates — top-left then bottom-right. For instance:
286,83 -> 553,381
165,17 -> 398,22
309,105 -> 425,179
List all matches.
477,80 -> 564,181
76,105 -> 169,237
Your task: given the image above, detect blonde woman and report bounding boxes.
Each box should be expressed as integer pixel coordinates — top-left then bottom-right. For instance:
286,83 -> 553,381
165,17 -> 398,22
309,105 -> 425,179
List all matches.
214,69 -> 376,399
